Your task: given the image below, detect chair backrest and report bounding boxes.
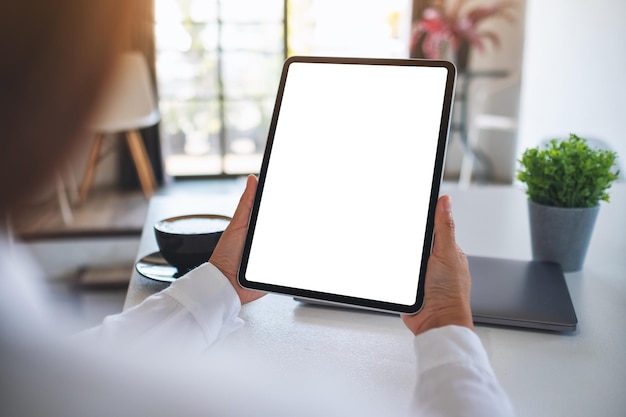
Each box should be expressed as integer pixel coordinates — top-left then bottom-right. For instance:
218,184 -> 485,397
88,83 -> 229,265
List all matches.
88,52 -> 160,133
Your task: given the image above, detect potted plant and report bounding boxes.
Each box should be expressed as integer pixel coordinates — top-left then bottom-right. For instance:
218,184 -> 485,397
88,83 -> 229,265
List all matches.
517,134 -> 620,272
410,0 -> 517,72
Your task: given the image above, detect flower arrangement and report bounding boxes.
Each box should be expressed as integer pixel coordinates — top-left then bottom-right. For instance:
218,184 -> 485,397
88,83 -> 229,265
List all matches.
411,0 -> 517,66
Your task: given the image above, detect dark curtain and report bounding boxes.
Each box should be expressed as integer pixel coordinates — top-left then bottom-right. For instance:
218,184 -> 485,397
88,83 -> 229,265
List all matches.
118,0 -> 165,189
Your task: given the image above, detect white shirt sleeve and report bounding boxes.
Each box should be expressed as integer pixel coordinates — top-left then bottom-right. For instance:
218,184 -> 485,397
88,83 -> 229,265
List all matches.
77,262 -> 242,353
413,325 -> 515,417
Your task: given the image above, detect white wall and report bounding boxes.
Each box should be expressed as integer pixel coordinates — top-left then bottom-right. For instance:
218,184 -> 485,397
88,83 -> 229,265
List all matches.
518,1 -> 626,166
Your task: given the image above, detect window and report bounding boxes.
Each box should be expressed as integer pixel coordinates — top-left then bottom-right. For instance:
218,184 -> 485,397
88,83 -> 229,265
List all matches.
156,0 -> 285,176
156,0 -> 410,177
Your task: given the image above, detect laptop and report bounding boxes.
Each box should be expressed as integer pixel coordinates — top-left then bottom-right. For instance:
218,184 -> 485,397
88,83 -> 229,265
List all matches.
469,256 -> 577,332
295,256 -> 578,332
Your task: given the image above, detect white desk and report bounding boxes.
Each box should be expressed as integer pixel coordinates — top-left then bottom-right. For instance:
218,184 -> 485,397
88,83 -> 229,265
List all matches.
124,184 -> 626,417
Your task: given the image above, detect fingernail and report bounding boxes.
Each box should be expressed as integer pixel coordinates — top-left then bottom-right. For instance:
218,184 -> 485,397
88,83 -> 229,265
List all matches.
442,195 -> 452,213
246,174 -> 255,188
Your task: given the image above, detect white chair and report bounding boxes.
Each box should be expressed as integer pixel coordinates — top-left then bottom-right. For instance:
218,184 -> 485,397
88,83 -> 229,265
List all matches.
459,73 -> 520,188
78,52 -> 160,203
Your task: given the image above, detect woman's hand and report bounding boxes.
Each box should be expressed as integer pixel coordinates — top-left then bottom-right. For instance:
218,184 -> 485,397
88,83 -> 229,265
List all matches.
209,175 -> 265,305
402,195 -> 474,336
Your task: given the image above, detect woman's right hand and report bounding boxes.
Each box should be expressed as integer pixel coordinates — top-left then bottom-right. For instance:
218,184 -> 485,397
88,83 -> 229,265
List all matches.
401,195 -> 474,336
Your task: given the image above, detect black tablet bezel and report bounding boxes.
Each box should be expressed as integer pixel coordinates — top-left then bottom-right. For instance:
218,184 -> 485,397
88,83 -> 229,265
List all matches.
238,56 -> 456,314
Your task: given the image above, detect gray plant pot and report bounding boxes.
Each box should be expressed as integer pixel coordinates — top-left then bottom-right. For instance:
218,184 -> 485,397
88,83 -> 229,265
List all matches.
527,200 -> 600,272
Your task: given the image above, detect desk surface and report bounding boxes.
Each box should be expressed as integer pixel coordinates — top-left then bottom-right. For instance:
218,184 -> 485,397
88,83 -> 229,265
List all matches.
124,183 -> 626,417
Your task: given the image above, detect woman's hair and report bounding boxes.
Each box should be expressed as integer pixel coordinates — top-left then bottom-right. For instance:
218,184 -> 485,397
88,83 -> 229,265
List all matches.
0,1 -> 138,214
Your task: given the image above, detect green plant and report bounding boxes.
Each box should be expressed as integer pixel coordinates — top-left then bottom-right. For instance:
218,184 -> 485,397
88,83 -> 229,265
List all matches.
517,134 -> 619,208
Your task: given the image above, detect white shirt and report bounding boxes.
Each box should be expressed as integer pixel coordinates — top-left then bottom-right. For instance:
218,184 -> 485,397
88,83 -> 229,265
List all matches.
78,262 -> 244,352
0,237 -> 514,416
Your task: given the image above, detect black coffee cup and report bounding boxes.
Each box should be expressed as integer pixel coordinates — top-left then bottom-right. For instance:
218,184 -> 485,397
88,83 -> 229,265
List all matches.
154,214 -> 231,273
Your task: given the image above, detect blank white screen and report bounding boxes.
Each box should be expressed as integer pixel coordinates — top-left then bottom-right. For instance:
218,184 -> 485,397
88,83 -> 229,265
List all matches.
245,62 -> 449,306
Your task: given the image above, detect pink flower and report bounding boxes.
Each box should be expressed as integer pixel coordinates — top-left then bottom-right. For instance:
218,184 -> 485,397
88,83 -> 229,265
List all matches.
411,0 -> 517,60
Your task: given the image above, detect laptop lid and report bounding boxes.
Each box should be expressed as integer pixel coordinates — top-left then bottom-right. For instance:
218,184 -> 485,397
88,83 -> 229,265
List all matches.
295,255 -> 578,332
469,256 -> 578,332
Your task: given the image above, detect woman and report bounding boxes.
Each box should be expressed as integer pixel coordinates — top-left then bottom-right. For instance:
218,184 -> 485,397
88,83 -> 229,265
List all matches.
0,2 -> 513,416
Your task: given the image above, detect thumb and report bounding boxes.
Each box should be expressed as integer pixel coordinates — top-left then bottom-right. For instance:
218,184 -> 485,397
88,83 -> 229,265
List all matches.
431,195 -> 457,257
228,175 -> 258,229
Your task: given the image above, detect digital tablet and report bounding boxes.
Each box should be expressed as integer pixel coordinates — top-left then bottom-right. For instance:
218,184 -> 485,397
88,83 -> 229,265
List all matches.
238,56 -> 456,314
